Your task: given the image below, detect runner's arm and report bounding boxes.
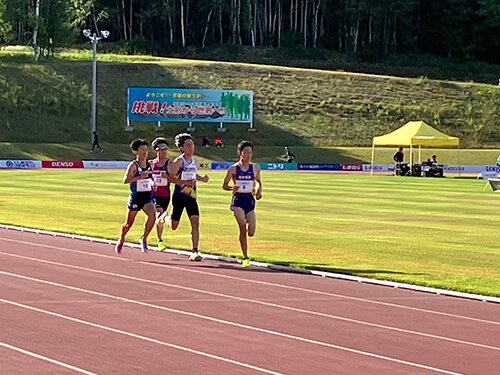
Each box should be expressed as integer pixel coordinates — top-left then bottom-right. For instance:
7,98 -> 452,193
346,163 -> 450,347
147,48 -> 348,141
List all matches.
123,162 -> 137,184
167,158 -> 195,186
123,162 -> 150,184
222,166 -> 237,192
254,164 -> 263,200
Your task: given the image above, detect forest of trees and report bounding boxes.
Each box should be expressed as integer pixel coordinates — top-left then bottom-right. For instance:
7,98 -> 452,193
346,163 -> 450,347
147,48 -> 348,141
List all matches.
1,0 -> 500,63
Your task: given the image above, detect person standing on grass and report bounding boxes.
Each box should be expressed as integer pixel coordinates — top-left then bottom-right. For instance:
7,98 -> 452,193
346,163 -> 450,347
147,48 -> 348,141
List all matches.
91,131 -> 103,152
150,137 -> 171,251
222,140 -> 262,267
393,146 -> 404,163
169,133 -> 209,261
115,139 -> 155,254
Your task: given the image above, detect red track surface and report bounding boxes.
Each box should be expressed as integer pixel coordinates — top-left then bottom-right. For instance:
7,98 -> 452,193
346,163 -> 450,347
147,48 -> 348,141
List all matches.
1,227 -> 499,374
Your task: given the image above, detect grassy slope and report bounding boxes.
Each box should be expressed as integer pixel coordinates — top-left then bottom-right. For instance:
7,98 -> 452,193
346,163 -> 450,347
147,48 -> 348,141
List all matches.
1,169 -> 499,296
1,49 -> 500,151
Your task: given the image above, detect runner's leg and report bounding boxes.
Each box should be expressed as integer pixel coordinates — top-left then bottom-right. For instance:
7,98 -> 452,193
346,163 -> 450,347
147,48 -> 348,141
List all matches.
246,210 -> 256,237
142,202 -> 156,241
155,207 -> 164,240
189,215 -> 200,251
119,209 -> 139,242
233,207 -> 248,258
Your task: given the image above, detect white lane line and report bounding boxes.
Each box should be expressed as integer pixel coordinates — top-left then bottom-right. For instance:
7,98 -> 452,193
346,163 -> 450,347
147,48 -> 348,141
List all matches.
2,225 -> 499,305
0,297 -> 284,375
141,262 -> 500,325
1,252 -> 500,353
0,273 -> 464,375
0,341 -> 97,375
1,235 -> 499,326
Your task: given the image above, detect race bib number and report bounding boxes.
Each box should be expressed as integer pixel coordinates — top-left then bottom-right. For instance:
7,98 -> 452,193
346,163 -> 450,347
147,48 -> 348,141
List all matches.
181,171 -> 197,181
137,178 -> 152,192
153,174 -> 168,186
236,180 -> 253,193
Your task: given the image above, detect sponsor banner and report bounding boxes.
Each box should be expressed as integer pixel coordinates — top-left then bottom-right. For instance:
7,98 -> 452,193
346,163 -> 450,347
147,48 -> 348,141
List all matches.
211,161 -> 234,170
444,165 -> 500,173
362,164 -> 391,171
0,160 -> 42,169
298,163 -> 341,171
41,160 -> 84,168
128,87 -> 253,123
83,160 -> 130,169
257,162 -> 298,170
341,163 -> 362,171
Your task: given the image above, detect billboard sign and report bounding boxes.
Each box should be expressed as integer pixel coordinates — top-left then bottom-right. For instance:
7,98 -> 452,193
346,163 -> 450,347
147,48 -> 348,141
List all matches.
0,160 -> 41,169
128,88 -> 253,123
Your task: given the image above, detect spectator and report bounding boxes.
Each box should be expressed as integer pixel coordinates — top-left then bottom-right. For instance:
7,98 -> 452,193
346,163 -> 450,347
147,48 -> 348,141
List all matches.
215,137 -> 224,148
281,146 -> 296,163
393,146 -> 404,164
202,136 -> 210,148
91,131 -> 103,152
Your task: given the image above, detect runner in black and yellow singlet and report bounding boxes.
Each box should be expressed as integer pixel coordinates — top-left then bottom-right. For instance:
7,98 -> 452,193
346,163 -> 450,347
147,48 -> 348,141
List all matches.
168,133 -> 209,261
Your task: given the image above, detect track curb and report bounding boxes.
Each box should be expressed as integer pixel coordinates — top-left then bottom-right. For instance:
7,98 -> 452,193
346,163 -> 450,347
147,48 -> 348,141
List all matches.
2,224 -> 499,304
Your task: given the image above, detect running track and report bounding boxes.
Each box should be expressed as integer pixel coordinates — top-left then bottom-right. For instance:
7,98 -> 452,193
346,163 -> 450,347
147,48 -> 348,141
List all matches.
1,227 -> 499,374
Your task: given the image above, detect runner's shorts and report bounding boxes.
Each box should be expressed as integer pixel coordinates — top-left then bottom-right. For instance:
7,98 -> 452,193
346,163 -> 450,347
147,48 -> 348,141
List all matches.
153,196 -> 170,212
128,191 -> 153,211
231,195 -> 255,215
171,196 -> 199,221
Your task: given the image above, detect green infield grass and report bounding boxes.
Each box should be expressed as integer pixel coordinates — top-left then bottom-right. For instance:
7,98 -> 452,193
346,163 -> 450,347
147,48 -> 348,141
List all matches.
1,169 -> 499,296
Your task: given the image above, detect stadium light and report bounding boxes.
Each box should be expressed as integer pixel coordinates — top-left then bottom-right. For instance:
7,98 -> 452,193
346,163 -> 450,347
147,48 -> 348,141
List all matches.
82,29 -> 109,146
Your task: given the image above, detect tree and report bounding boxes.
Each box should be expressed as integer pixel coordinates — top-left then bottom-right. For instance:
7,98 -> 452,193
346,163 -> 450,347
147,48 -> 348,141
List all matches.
0,0 -> 13,44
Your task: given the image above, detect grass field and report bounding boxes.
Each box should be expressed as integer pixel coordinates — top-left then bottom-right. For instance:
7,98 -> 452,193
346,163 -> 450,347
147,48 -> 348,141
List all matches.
1,169 -> 499,297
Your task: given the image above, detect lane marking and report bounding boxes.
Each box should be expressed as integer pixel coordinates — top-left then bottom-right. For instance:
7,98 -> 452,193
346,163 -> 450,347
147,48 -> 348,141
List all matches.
2,225 -> 500,305
0,274 -> 465,375
1,234 -> 500,327
0,342 -> 97,375
141,262 -> 500,324
0,297 -> 284,375
2,255 -> 500,353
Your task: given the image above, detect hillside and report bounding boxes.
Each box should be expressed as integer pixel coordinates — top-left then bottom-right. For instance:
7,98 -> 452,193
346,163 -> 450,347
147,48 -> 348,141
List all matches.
1,50 -> 500,149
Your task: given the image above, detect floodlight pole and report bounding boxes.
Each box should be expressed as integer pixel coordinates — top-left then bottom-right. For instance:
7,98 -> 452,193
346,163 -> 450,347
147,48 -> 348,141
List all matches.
91,34 -> 98,139
83,29 -> 109,146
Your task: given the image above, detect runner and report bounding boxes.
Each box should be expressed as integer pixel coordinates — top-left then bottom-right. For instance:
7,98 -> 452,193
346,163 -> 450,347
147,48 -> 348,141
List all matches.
222,140 -> 262,267
168,133 -> 209,261
115,139 -> 155,254
150,137 -> 171,251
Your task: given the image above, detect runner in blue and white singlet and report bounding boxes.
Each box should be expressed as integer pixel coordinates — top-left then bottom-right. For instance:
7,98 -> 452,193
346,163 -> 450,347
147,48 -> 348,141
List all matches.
115,139 -> 156,254
232,163 -> 256,214
128,160 -> 153,210
222,140 -> 262,267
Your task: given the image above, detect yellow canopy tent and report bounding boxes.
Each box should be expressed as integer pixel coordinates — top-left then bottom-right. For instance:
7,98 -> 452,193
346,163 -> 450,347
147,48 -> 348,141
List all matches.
370,121 -> 460,175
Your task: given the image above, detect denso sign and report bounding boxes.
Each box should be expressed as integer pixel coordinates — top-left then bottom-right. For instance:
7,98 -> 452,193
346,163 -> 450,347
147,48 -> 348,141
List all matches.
41,161 -> 84,168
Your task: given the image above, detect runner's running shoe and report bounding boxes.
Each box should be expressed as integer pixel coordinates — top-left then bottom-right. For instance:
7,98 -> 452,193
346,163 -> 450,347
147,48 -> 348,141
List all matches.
139,237 -> 148,253
189,251 -> 202,262
157,240 -> 166,251
115,240 -> 124,254
242,258 -> 250,267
